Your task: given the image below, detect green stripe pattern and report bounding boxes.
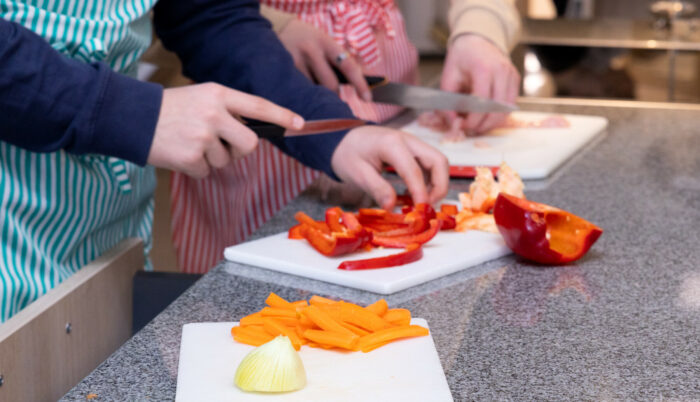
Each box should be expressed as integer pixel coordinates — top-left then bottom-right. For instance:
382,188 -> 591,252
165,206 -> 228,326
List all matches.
0,0 -> 158,322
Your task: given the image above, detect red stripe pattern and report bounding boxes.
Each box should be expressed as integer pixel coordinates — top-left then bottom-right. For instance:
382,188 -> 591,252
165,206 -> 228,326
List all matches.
171,0 -> 418,273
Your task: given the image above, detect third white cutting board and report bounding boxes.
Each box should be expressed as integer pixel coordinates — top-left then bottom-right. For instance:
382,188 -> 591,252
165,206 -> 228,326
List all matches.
401,111 -> 608,179
225,230 -> 509,294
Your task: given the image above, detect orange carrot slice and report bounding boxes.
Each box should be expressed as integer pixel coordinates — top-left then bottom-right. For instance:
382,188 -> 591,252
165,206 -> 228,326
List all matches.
365,299 -> 388,316
309,295 -> 338,306
231,326 -> 274,346
239,312 -> 264,327
339,301 -> 391,331
383,308 -> 411,326
358,325 -> 429,352
301,305 -> 355,337
261,317 -> 302,350
260,307 -> 297,318
303,329 -> 358,350
291,300 -> 309,308
265,292 -> 294,309
339,321 -> 370,336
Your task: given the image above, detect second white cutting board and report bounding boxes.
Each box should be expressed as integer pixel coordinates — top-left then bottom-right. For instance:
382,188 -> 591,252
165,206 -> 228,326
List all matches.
401,111 -> 608,179
224,230 -> 509,294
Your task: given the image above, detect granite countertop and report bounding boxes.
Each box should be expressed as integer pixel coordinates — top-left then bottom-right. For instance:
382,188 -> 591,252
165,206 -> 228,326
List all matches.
62,101 -> 700,400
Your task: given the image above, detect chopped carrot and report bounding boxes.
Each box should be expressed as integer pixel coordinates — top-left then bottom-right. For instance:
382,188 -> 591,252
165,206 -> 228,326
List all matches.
231,326 -> 274,346
339,321 -> 371,336
365,299 -> 388,316
383,308 -> 411,326
298,314 -> 315,327
260,307 -> 297,318
303,329 -> 358,350
301,305 -> 355,337
262,317 -> 302,350
291,300 -> 309,308
317,303 -> 342,321
339,301 -> 391,332
361,340 -> 391,353
265,292 -> 295,309
357,325 -> 429,352
239,312 -> 264,327
309,295 -> 338,306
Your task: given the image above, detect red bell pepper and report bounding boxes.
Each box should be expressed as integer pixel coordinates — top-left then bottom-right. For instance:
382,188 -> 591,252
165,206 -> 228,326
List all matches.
493,193 -> 603,265
435,212 -> 456,230
372,219 -> 441,248
338,243 -> 423,270
440,204 -> 459,216
301,225 -> 364,257
288,224 -> 305,239
295,211 -> 330,233
325,207 -> 346,233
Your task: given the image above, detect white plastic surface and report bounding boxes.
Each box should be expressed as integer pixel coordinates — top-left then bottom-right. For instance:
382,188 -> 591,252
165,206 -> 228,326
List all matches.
175,319 -> 453,402
224,230 -> 509,294
401,111 -> 608,179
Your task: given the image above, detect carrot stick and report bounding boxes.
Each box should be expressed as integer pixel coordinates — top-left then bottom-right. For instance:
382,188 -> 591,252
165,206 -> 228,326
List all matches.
298,314 -> 316,328
291,300 -> 309,308
239,312 -> 264,327
309,295 -> 338,306
265,292 -> 294,309
303,329 -> 358,350
234,325 -> 268,337
301,305 -> 355,337
361,340 -> 391,353
339,301 -> 391,331
383,308 -> 411,326
317,303 -> 342,321
262,318 -> 302,350
338,321 -> 370,337
231,326 -> 274,346
365,299 -> 388,316
260,307 -> 297,318
358,325 -> 429,352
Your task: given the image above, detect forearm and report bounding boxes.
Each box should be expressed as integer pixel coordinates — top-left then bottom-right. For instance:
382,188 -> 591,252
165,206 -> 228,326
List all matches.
448,0 -> 521,53
153,0 -> 354,177
0,19 -> 162,165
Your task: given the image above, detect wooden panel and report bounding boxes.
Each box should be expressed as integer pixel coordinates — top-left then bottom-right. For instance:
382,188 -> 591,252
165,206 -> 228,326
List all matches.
0,238 -> 144,402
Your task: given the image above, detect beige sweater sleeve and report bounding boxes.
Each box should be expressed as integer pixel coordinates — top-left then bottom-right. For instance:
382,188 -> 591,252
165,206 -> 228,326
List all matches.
448,0 -> 521,53
260,5 -> 296,34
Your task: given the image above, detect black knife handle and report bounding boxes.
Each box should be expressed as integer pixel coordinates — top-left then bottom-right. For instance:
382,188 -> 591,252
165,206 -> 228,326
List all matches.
244,118 -> 285,140
331,65 -> 386,88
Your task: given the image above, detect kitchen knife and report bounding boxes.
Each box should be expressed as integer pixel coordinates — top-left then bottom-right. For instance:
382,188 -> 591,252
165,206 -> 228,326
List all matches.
246,118 -> 366,140
332,67 -> 517,114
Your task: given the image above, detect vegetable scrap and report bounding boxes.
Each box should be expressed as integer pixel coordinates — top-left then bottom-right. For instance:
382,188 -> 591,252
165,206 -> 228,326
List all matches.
493,193 -> 603,264
289,203 -> 456,270
231,293 -> 429,353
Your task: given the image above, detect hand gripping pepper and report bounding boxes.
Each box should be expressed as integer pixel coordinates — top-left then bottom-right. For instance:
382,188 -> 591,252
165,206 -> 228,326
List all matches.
493,193 -> 603,265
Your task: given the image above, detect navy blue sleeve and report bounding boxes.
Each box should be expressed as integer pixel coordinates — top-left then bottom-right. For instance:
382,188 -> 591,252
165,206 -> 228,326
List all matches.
0,19 -> 162,165
153,0 -> 354,177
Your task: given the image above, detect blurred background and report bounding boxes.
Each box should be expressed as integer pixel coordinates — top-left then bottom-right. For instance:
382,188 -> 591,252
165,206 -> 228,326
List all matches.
397,0 -> 700,103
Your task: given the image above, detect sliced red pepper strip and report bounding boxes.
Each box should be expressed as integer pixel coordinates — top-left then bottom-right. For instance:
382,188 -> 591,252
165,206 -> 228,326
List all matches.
325,207 -> 346,233
435,212 -> 456,230
440,204 -> 459,216
341,212 -> 373,248
371,219 -> 441,248
338,244 -> 423,270
288,223 -> 305,239
375,215 -> 427,237
493,193 -> 603,265
395,192 -> 413,207
412,203 -> 436,220
295,211 -> 330,233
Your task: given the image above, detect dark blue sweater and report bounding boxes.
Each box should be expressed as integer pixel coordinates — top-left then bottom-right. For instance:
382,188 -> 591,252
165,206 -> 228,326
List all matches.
0,0 -> 354,177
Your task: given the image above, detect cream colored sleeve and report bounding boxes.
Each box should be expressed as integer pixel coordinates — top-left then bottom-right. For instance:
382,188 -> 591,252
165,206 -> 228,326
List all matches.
260,5 -> 296,34
448,0 -> 521,53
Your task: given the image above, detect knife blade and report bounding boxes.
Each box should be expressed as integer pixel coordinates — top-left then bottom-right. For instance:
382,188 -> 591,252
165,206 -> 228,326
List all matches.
332,66 -> 517,114
246,118 -> 366,140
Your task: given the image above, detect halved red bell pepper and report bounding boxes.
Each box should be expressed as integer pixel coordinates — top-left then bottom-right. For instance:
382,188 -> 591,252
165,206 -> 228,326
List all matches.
493,193 -> 603,265
288,224 -> 305,239
325,207 -> 346,233
338,243 -> 423,270
301,225 -> 364,257
372,219 -> 441,248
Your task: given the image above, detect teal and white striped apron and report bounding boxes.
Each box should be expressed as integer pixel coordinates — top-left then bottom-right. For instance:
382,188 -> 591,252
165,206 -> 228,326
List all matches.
0,0 -> 158,322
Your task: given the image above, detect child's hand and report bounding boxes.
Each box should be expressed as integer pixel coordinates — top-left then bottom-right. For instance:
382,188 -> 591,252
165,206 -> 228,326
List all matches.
331,126 -> 449,209
441,34 -> 520,135
278,19 -> 372,101
148,83 -> 304,178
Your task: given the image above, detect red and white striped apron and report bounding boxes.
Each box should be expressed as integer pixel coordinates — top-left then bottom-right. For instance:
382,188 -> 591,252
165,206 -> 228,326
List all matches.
170,0 -> 418,273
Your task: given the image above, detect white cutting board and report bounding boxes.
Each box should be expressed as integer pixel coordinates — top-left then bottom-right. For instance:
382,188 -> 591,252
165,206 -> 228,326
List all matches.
224,229 -> 509,294
401,111 -> 608,179
176,319 -> 453,402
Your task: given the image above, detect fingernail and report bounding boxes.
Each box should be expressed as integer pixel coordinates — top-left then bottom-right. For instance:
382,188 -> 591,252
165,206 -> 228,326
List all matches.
293,116 -> 305,130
